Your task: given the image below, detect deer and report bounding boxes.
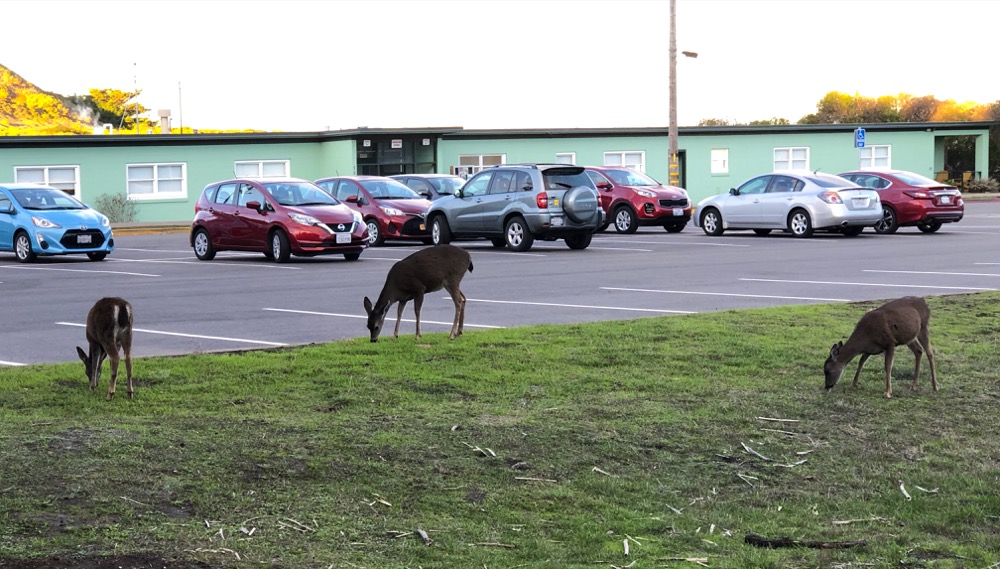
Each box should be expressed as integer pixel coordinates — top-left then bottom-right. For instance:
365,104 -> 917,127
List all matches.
76,297 -> 134,400
824,296 -> 937,399
363,244 -> 473,343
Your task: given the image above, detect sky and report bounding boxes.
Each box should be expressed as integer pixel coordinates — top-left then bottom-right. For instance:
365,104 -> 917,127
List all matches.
2,0 -> 997,132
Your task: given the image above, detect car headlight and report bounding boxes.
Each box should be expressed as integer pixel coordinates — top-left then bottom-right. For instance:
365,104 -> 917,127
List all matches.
99,215 -> 110,227
352,210 -> 363,225
31,216 -> 61,229
634,189 -> 656,198
288,212 -> 322,226
380,206 -> 404,216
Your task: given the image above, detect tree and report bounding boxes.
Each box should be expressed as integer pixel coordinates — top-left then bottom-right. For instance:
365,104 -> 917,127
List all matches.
69,88 -> 154,131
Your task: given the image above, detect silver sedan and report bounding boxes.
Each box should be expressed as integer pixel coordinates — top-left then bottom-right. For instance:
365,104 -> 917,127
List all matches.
693,172 -> 882,237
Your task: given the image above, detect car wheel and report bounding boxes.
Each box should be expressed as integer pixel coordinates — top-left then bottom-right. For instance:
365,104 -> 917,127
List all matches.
700,208 -> 724,236
14,231 -> 36,263
841,226 -> 864,237
343,251 -> 362,261
565,232 -> 593,250
613,205 -> 638,234
664,223 -> 685,233
270,230 -> 291,263
490,237 -> 506,248
752,229 -> 772,236
366,219 -> 384,247
87,252 -> 107,261
788,209 -> 814,237
505,216 -> 534,252
192,228 -> 216,260
431,216 -> 451,245
874,206 -> 899,234
917,219 -> 942,233
596,222 -> 610,233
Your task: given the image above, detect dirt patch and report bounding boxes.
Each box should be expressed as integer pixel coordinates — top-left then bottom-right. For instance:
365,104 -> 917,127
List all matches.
0,554 -> 211,569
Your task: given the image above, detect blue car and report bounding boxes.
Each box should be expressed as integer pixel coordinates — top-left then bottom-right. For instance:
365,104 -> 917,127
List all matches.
0,183 -> 115,262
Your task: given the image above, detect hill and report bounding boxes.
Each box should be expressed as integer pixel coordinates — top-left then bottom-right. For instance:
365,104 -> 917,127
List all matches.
0,63 -> 93,135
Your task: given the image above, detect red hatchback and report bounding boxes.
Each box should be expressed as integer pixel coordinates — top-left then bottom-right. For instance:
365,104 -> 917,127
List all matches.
584,166 -> 692,233
190,177 -> 367,263
315,176 -> 433,246
838,169 -> 964,234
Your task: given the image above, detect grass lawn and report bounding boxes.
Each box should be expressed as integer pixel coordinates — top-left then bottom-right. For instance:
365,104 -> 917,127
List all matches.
1,292 -> 998,568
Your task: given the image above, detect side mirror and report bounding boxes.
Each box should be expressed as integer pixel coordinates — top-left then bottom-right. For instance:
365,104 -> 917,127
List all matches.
729,188 -> 739,196
596,182 -> 612,190
346,195 -> 360,204
455,188 -> 465,198
246,200 -> 263,212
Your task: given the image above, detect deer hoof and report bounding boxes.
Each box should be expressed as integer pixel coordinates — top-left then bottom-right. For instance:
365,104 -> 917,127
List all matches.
884,392 -> 892,399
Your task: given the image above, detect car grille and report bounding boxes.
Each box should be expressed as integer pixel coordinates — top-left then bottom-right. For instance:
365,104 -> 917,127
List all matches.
401,216 -> 429,235
659,198 -> 688,207
59,229 -> 106,249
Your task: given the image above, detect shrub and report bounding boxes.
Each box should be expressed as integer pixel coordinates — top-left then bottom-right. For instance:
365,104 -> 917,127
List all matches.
93,192 -> 138,223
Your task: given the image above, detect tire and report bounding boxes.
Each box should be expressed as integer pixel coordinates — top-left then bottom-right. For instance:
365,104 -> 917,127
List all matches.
270,230 -> 291,263
613,205 -> 638,234
343,251 -> 362,261
490,237 -> 506,248
788,209 -> 814,237
366,219 -> 384,247
14,231 -> 36,263
917,220 -> 942,233
874,205 -> 899,234
700,208 -> 724,236
565,232 -> 593,250
431,216 -> 451,245
87,252 -> 107,261
664,223 -> 685,233
752,229 -> 772,236
192,229 -> 216,260
596,222 -> 610,233
504,216 -> 534,252
841,226 -> 864,237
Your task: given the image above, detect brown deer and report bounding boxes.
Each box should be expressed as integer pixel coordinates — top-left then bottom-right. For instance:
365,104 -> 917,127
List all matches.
824,296 -> 937,399
363,245 -> 473,342
76,297 -> 134,400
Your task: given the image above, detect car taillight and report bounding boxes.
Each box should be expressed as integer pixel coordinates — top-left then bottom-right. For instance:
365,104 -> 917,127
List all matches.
904,190 -> 932,199
536,191 -> 548,209
818,191 -> 843,204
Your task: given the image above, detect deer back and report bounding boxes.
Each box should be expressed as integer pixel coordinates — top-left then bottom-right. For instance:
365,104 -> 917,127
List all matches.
377,245 -> 473,308
848,296 -> 928,354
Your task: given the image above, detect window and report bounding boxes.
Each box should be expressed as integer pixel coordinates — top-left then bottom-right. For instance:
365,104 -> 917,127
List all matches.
555,152 -> 576,165
234,160 -> 289,177
236,184 -> 266,207
126,162 -> 187,200
710,149 -> 729,174
454,154 -> 505,177
773,147 -> 809,171
14,165 -> 80,196
859,145 -> 891,168
604,151 -> 645,172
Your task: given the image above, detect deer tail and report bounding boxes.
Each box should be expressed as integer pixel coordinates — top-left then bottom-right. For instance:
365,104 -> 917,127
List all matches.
468,260 -> 474,273
117,304 -> 131,328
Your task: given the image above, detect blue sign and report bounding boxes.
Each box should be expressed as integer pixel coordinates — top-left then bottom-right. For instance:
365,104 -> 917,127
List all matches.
854,128 -> 866,148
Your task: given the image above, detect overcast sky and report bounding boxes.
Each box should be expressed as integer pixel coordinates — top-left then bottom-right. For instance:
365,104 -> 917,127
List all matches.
3,0 -> 997,132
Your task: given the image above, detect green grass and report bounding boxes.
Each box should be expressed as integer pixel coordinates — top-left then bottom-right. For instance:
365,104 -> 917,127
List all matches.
2,293 -> 999,568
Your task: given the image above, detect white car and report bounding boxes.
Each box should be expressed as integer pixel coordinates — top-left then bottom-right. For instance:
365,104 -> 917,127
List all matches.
694,172 -> 882,237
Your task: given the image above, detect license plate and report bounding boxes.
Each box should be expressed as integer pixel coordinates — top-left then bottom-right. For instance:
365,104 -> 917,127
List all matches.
941,196 -> 951,204
673,208 -> 684,216
336,233 -> 351,244
551,216 -> 564,227
77,234 -> 92,244
852,198 -> 869,208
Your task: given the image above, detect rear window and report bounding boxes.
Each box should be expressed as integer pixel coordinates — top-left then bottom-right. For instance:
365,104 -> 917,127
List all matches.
804,174 -> 857,189
892,171 -> 940,187
543,171 -> 594,190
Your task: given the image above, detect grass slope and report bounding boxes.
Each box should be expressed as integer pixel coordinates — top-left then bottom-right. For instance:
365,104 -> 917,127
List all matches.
1,293 -> 998,568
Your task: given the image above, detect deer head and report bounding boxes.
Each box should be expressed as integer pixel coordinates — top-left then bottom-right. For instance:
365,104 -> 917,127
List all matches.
363,296 -> 390,343
823,341 -> 845,390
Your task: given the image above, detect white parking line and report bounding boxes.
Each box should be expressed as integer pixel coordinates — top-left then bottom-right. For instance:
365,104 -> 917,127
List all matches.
56,322 -> 288,346
462,298 -> 694,314
863,269 -> 1000,278
740,278 -> 993,291
108,257 -> 303,269
601,287 -> 849,302
1,266 -> 159,277
586,246 -> 654,252
263,307 -> 505,329
0,359 -> 27,367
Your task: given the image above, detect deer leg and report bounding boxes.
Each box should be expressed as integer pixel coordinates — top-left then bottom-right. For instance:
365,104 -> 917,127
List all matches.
882,346 -> 896,399
919,327 -> 937,391
106,349 -> 120,401
412,294 -> 424,339
447,286 -> 464,339
906,338 -> 925,392
456,290 -> 467,338
123,339 -> 134,399
850,354 -> 871,388
393,301 -> 407,339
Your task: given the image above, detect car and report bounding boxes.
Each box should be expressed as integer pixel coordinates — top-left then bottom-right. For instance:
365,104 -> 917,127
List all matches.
389,174 -> 466,201
584,166 -> 692,233
425,163 -> 604,252
190,177 -> 367,263
0,183 -> 114,262
693,171 -> 882,238
315,176 -> 433,246
837,169 -> 964,234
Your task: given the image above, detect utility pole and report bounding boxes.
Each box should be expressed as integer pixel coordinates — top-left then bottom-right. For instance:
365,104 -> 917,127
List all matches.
668,0 -> 678,186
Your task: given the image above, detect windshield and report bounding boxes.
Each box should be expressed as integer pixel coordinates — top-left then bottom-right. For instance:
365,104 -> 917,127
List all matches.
10,188 -> 87,210
360,179 -> 422,199
892,171 -> 943,187
430,177 -> 466,194
602,168 -> 660,187
262,182 -> 340,206
803,174 -> 858,189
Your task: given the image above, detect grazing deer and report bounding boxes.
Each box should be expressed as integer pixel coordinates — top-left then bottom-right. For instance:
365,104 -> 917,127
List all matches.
824,296 -> 937,398
363,245 -> 473,342
76,297 -> 134,400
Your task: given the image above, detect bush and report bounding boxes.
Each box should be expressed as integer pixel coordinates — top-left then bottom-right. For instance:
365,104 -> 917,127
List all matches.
93,192 -> 138,223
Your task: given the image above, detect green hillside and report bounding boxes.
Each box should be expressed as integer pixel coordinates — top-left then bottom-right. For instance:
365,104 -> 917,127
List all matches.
0,63 -> 92,135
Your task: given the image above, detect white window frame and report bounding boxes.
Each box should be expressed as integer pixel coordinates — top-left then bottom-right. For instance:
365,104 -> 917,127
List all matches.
555,152 -> 576,165
603,151 -> 646,172
126,162 -> 188,201
710,148 -> 729,175
14,165 -> 81,197
234,159 -> 290,178
773,147 -> 810,171
453,154 -> 506,177
859,145 -> 891,168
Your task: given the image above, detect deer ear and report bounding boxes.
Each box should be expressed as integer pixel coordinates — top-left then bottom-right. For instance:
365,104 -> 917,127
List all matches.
76,346 -> 87,362
829,341 -> 842,357
363,296 -> 373,314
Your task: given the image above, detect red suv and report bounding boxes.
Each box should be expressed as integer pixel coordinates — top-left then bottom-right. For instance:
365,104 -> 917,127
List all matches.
190,177 -> 367,263
315,176 -> 433,246
838,169 -> 964,234
584,166 -> 692,233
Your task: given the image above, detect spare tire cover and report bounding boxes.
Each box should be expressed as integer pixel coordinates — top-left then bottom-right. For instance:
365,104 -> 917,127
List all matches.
562,186 -> 600,224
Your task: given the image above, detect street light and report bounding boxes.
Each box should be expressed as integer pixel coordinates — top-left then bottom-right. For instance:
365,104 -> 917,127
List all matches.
668,0 -> 697,186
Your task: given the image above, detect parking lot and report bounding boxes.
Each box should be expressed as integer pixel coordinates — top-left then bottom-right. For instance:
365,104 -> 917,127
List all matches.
2,201 -> 999,367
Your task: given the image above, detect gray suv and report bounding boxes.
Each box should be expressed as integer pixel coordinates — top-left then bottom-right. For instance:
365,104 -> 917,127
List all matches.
426,164 -> 604,252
